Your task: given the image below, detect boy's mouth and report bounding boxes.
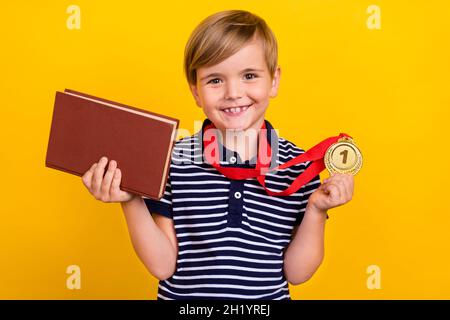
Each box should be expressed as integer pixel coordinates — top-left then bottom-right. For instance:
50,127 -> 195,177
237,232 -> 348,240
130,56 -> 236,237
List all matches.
221,104 -> 252,117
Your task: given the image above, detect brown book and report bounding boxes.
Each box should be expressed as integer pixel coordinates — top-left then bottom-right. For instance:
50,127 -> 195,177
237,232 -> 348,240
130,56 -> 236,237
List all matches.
45,89 -> 179,200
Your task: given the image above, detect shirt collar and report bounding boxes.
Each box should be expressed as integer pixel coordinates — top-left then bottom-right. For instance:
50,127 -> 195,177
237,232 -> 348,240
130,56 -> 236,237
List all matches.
197,118 -> 279,168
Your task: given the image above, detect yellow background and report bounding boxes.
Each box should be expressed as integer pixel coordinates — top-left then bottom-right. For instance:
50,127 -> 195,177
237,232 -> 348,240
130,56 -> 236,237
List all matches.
1,0 -> 449,299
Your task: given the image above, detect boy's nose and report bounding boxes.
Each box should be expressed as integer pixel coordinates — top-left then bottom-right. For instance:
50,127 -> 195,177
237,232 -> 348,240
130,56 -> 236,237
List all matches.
224,80 -> 243,100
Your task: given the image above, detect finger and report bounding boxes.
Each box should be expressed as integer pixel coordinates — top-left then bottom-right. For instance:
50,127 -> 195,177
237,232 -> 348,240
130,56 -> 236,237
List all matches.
328,173 -> 346,182
334,174 -> 352,200
323,182 -> 341,203
337,175 -> 355,203
336,179 -> 349,203
101,160 -> 117,197
328,174 -> 351,190
325,174 -> 355,204
92,156 -> 108,195
82,163 -> 97,190
320,184 -> 338,209
344,175 -> 355,201
324,174 -> 338,185
323,173 -> 349,185
347,174 -> 354,189
110,168 -> 122,193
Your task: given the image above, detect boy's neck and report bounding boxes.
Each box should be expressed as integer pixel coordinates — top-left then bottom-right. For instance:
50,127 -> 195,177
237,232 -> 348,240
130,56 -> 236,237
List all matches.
217,119 -> 265,163
221,132 -> 258,163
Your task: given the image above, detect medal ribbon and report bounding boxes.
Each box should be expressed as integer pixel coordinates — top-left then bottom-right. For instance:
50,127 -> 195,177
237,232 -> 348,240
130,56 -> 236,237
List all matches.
203,121 -> 352,196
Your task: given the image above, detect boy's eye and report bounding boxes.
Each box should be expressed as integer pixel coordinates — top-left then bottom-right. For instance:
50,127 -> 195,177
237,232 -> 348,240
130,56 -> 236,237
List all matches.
245,73 -> 258,80
206,73 -> 258,84
208,78 -> 221,84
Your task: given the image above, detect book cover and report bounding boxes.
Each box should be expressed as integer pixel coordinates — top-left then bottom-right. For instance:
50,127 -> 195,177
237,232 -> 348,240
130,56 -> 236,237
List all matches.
45,89 -> 179,200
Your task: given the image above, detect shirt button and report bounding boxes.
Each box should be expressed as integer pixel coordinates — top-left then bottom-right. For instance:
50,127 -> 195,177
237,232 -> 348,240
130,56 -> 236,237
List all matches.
234,191 -> 242,199
229,156 -> 237,164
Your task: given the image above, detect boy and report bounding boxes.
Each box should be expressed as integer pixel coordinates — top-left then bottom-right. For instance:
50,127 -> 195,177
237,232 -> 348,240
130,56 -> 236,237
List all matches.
81,10 -> 354,300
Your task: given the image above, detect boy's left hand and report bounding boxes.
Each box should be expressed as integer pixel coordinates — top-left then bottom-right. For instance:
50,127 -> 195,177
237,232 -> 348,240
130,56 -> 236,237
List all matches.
306,173 -> 354,213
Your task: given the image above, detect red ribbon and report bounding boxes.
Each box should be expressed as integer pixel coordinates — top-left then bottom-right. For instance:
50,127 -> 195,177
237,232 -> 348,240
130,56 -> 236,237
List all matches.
203,121 -> 352,196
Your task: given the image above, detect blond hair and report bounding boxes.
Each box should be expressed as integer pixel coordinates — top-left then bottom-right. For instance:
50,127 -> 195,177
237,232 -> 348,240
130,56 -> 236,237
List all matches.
184,10 -> 278,85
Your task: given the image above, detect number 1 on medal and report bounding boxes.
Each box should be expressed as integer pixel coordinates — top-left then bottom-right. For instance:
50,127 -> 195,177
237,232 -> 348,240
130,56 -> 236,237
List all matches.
340,149 -> 348,164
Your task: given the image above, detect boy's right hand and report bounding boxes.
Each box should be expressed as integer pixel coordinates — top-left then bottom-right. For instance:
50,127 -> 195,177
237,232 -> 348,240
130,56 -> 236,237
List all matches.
82,156 -> 136,203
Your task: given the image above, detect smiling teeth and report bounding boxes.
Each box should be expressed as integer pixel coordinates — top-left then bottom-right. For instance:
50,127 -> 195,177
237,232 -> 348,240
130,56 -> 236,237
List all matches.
223,105 -> 250,113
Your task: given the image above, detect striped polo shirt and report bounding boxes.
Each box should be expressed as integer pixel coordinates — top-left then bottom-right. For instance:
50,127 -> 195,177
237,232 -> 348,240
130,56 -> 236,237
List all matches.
143,118 -> 321,300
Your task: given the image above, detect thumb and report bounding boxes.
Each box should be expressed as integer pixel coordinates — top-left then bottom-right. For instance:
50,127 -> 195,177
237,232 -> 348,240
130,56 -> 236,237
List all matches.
322,183 -> 340,203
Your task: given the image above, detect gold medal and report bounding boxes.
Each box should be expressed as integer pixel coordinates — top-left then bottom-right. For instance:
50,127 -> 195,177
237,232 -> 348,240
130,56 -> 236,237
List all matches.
324,136 -> 363,175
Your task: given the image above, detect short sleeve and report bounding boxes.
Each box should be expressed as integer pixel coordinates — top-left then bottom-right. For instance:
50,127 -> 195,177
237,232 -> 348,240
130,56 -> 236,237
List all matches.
294,167 -> 328,226
143,172 -> 173,219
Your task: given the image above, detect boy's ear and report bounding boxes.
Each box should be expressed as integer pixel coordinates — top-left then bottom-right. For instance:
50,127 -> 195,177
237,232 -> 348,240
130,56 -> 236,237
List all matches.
269,66 -> 281,98
189,83 -> 203,108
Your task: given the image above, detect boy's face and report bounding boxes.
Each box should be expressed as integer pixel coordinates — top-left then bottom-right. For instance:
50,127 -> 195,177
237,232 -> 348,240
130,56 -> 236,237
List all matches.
190,36 -> 281,135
